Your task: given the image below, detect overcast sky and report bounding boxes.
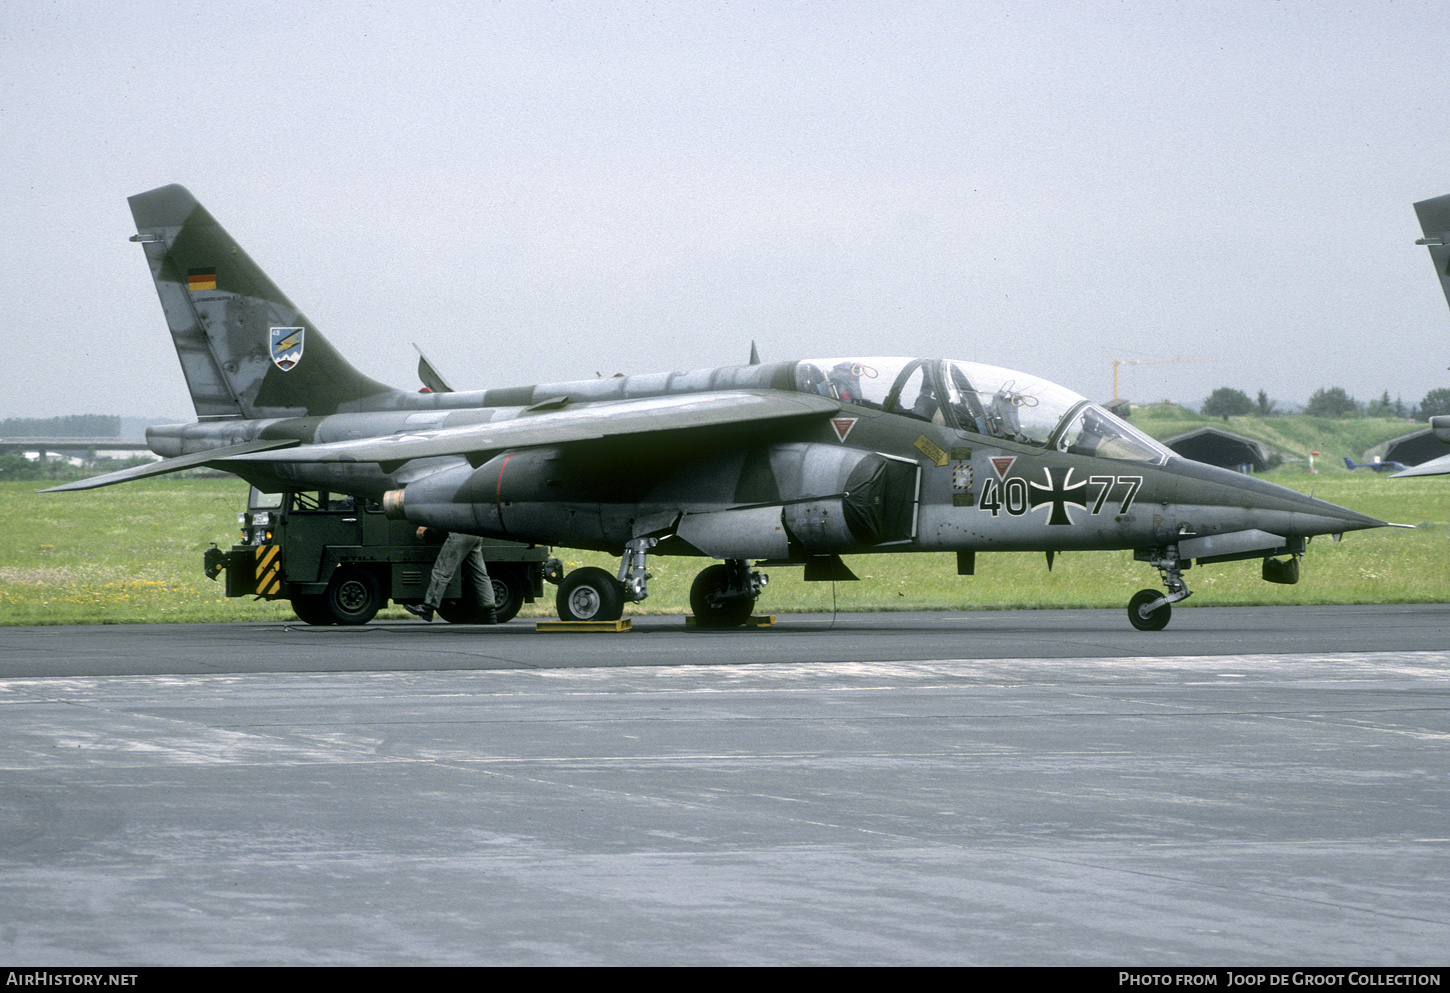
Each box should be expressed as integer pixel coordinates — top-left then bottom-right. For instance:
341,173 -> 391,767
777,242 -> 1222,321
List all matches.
5,0 -> 1450,422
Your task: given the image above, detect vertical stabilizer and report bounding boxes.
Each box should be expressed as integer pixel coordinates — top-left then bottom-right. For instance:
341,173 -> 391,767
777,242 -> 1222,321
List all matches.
128,184 -> 405,419
1414,192 -> 1450,314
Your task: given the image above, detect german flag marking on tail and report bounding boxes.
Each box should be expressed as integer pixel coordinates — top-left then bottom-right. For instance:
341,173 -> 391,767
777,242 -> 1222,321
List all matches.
255,544 -> 283,597
187,268 -> 217,291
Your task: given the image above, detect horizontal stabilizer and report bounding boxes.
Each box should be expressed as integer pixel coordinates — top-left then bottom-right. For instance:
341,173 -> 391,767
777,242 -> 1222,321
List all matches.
41,439 -> 300,492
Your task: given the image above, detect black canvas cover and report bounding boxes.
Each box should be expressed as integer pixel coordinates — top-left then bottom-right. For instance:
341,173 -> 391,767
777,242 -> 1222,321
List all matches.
842,454 -> 918,545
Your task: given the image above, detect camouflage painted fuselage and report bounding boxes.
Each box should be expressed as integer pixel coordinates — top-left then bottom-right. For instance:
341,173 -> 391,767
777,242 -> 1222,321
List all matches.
145,357 -> 1379,561
61,184 -> 1381,586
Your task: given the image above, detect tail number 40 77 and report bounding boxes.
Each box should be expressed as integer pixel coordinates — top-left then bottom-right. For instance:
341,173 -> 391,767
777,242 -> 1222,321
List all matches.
977,471 -> 1143,523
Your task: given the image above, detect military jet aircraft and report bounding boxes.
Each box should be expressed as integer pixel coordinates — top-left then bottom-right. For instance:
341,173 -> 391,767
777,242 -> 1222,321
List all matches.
50,184 -> 1386,630
1393,191 -> 1450,478
1344,456 -> 1408,473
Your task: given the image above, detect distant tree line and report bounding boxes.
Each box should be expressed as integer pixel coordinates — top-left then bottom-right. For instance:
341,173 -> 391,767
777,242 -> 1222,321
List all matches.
0,452 -> 151,482
1201,388 -> 1256,419
1200,387 -> 1449,420
0,414 -> 120,438
1420,388 -> 1450,419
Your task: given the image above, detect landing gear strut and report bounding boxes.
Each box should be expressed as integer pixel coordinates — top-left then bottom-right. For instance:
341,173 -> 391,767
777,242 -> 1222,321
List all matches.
1128,546 -> 1192,632
553,540 -> 768,629
553,536 -> 661,622
618,536 -> 658,602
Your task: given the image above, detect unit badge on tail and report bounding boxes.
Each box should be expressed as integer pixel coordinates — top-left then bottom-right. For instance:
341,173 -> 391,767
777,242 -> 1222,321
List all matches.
270,327 -> 304,371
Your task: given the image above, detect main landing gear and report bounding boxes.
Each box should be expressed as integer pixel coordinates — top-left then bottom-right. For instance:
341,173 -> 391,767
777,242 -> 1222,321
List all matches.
689,560 -> 767,628
1128,546 -> 1192,631
554,539 -> 767,628
556,566 -> 626,622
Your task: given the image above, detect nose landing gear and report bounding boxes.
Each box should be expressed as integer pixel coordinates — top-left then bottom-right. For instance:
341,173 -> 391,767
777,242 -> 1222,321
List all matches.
1128,547 -> 1192,631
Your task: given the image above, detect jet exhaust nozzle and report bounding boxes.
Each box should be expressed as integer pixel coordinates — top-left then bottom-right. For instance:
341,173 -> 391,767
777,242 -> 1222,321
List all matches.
382,488 -> 406,520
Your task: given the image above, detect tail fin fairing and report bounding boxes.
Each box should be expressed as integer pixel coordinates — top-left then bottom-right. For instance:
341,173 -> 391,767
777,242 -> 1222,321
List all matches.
128,184 -> 405,419
414,342 -> 455,393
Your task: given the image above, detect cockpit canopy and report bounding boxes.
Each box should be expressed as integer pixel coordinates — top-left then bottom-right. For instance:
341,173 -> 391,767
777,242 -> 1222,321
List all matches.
792,357 -> 1171,465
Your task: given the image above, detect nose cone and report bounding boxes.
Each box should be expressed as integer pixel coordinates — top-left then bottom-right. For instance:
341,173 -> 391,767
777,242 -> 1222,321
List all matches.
1279,495 -> 1386,536
1164,459 -> 1386,537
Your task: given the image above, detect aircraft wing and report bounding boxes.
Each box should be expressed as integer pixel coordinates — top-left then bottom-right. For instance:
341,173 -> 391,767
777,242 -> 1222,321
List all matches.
41,439 -> 302,492
1391,452 -> 1450,478
223,391 -> 841,471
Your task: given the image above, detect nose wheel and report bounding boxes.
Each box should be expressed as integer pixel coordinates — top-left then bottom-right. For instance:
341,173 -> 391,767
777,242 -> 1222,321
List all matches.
1128,589 -> 1172,631
1128,546 -> 1192,631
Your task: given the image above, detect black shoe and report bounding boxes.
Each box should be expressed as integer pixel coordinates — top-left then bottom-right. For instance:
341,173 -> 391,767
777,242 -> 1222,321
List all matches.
404,603 -> 434,622
482,606 -> 499,625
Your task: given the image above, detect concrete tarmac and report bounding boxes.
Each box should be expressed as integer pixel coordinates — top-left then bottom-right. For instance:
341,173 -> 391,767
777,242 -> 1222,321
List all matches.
0,606 -> 1447,965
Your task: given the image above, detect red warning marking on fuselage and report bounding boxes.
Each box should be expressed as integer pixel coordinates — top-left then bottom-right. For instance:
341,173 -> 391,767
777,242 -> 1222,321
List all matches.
990,456 -> 1016,479
831,418 -> 858,443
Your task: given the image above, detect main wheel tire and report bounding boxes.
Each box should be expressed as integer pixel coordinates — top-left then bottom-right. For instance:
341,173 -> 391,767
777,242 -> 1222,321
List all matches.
324,567 -> 383,625
556,567 -> 625,622
689,564 -> 755,628
437,570 -> 527,624
1127,588 -> 1171,631
290,594 -> 335,626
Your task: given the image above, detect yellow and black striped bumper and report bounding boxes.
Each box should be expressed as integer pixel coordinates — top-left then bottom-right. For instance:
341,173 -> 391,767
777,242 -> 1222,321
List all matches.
255,544 -> 283,597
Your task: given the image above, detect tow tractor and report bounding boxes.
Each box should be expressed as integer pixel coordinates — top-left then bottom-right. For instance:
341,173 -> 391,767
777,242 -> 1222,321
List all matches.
205,487 -> 560,625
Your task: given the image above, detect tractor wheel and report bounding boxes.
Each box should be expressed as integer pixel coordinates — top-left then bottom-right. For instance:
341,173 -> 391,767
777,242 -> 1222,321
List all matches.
290,594 -> 335,626
324,567 -> 383,625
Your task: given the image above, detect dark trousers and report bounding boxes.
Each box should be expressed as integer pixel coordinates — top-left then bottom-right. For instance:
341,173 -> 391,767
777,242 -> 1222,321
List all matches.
425,533 -> 495,609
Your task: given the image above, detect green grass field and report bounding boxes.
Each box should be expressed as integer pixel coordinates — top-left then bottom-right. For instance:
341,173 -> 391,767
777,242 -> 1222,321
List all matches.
1131,406 -> 1422,464
2,466 -> 1446,625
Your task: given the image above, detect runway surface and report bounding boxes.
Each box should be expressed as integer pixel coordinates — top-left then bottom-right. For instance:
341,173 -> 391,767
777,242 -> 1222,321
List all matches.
1,606 -> 1447,965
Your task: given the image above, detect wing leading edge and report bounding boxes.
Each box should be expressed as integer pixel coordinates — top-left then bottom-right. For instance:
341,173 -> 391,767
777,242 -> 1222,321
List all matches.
225,390 -> 841,472
41,438 -> 302,492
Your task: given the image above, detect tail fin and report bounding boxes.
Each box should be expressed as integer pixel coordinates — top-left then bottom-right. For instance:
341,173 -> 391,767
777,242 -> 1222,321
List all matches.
1343,457 -> 1356,470
128,184 -> 405,419
1414,192 -> 1450,314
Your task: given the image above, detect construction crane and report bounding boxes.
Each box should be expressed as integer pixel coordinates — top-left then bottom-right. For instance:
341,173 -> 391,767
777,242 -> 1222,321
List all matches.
1103,349 -> 1228,401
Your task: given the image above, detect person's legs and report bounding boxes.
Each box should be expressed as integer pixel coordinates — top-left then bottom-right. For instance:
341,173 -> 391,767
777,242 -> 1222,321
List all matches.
405,533 -> 473,621
459,539 -> 499,623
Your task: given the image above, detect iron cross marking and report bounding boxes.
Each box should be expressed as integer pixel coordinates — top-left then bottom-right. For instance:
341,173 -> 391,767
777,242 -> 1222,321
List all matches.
1028,467 -> 1089,526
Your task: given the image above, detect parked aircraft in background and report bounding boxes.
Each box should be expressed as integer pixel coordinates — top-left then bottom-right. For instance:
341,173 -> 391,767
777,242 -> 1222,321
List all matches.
48,185 -> 1386,630
1395,191 -> 1450,478
1344,456 -> 1408,473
